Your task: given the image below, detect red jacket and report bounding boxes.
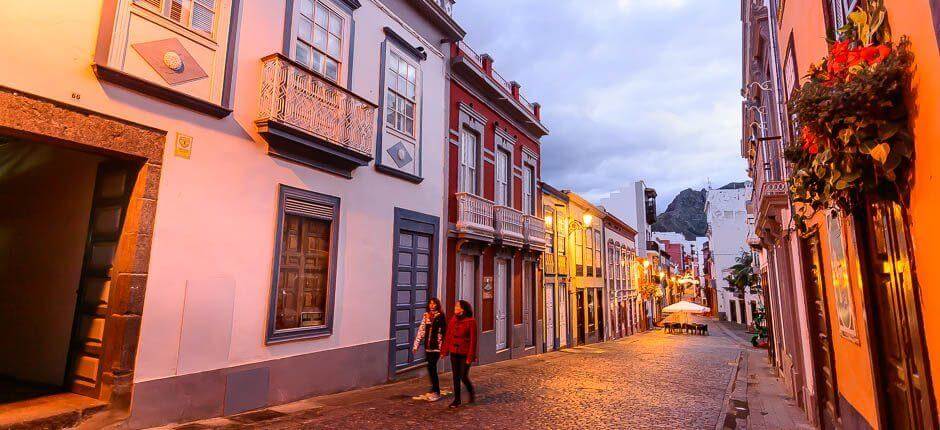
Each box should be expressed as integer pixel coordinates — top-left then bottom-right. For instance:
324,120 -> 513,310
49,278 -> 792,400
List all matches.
442,316 -> 477,363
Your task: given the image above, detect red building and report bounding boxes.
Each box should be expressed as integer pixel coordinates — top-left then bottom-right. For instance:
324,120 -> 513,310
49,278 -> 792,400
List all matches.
445,41 -> 549,364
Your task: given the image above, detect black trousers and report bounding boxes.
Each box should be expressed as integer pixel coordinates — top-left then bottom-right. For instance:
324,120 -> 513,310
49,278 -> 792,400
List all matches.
426,352 -> 440,394
450,354 -> 474,402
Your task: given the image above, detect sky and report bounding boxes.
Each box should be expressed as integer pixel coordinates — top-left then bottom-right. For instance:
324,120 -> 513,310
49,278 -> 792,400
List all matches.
454,0 -> 749,207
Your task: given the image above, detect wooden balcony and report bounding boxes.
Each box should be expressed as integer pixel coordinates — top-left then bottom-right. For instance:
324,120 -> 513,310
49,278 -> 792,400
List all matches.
494,205 -> 525,247
455,192 -> 495,241
523,214 -> 547,251
256,54 -> 376,178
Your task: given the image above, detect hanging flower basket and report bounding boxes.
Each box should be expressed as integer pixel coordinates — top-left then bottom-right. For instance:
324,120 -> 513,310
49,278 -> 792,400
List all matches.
784,0 -> 914,233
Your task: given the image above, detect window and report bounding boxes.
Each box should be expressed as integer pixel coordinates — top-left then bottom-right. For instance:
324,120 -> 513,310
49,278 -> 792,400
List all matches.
268,185 -> 340,342
828,0 -> 859,38
594,229 -> 603,277
522,164 -> 535,215
459,129 -> 480,194
585,228 -> 593,277
136,0 -> 219,37
385,52 -> 418,136
495,149 -> 510,206
295,0 -> 344,81
575,227 -> 584,276
544,206 -> 555,275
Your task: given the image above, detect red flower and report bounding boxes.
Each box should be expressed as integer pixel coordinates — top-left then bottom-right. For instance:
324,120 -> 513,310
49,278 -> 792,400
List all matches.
801,126 -> 821,154
860,45 -> 892,65
830,41 -> 851,57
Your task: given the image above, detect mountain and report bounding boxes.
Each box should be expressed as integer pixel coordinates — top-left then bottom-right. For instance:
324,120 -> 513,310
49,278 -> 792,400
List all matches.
652,188 -> 707,240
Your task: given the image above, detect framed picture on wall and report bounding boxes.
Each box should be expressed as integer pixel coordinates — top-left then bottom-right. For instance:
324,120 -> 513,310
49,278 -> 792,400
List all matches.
827,211 -> 859,342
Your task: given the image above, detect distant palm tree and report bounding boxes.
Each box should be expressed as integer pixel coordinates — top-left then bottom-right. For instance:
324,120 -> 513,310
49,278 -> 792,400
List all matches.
723,251 -> 760,299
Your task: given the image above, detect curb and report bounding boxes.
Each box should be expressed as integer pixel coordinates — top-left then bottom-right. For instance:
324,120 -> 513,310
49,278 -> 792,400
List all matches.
716,349 -> 747,430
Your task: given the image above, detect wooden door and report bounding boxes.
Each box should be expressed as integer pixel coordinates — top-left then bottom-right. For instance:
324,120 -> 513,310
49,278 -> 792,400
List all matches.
495,259 -> 508,351
576,290 -> 585,345
729,299 -> 738,323
457,255 -> 475,304
65,162 -> 137,397
863,201 -> 936,429
802,233 -> 840,430
391,229 -> 433,371
558,282 -> 568,347
523,263 -> 534,347
544,282 -> 555,351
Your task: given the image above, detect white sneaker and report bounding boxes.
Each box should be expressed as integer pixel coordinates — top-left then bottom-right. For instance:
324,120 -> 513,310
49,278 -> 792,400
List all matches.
426,393 -> 441,402
412,393 -> 430,400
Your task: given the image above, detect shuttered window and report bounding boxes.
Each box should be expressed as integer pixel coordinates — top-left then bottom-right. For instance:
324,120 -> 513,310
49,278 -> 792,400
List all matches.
267,185 -> 340,343
135,0 -> 219,38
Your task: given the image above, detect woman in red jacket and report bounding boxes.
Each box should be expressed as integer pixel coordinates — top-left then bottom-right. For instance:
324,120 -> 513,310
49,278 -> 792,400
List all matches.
441,300 -> 477,408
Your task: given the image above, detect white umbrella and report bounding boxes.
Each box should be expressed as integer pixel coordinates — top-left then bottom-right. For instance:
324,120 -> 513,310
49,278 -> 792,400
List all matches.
662,300 -> 710,314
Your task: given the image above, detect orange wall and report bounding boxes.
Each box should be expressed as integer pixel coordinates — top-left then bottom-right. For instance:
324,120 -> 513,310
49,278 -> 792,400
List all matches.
885,0 -> 940,403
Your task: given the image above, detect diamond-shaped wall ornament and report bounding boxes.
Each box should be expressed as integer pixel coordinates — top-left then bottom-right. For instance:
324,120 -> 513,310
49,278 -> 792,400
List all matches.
386,141 -> 414,168
132,38 -> 208,85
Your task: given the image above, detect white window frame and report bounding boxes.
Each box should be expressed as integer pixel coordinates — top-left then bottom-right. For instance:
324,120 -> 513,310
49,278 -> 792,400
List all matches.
385,49 -> 420,138
292,0 -> 348,83
134,0 -> 220,39
522,163 -> 535,215
495,149 -> 511,206
459,128 -> 480,195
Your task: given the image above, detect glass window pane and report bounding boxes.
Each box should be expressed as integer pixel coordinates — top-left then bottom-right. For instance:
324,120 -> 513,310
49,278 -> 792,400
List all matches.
314,26 -> 328,49
328,12 -> 342,36
296,42 -> 312,68
298,16 -> 313,42
315,3 -> 328,26
328,34 -> 341,58
407,66 -> 416,82
404,101 -> 414,118
398,77 -> 406,94
387,54 -> 399,75
299,0 -> 314,17
398,59 -> 408,76
405,118 -> 414,135
325,58 -> 339,80
407,83 -> 416,99
311,50 -> 325,73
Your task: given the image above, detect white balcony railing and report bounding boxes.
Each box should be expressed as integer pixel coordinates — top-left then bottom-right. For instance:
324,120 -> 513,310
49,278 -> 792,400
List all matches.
494,205 -> 525,244
456,192 -> 495,236
258,54 -> 376,157
523,214 -> 547,247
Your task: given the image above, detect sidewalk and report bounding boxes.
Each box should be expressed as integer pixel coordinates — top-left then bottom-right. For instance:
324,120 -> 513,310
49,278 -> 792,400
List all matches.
712,320 -> 813,430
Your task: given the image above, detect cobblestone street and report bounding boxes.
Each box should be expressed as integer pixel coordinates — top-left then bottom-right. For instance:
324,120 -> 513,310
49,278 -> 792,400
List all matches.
161,321 -> 798,430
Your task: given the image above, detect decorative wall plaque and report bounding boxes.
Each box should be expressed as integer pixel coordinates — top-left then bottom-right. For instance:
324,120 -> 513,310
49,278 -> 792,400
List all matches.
132,38 -> 208,85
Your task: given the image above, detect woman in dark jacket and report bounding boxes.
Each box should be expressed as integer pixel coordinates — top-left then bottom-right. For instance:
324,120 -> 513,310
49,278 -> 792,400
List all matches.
441,300 -> 477,408
412,297 -> 446,402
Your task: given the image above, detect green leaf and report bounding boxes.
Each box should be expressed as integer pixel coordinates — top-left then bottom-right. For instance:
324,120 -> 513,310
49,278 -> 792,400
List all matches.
849,10 -> 871,45
870,142 -> 891,164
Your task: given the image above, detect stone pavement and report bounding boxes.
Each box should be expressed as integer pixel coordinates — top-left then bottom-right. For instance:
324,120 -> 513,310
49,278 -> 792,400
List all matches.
155,320 -> 811,430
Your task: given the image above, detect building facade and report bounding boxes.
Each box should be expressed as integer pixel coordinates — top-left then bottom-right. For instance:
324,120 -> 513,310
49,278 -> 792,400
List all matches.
742,0 -> 940,428
445,40 -> 548,365
0,0 -> 463,427
705,183 -> 761,326
603,212 -> 638,340
541,182 -> 571,351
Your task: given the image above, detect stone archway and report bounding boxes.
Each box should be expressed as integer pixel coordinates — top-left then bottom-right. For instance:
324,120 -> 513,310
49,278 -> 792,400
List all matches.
0,86 -> 164,421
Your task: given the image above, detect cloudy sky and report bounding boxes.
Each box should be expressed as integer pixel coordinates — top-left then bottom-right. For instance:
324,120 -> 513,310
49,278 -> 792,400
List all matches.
454,0 -> 749,207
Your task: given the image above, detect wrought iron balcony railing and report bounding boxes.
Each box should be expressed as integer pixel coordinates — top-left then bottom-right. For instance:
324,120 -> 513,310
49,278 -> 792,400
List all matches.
456,192 -> 495,238
257,54 -> 376,159
494,205 -> 525,246
523,214 -> 547,249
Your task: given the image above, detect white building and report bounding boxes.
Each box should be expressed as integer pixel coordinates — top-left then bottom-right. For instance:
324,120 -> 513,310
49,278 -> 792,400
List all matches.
705,183 -> 760,325
599,180 -> 656,256
0,1 -> 463,428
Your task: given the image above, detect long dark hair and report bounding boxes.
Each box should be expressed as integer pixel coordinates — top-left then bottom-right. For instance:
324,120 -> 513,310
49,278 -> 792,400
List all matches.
427,297 -> 443,314
457,300 -> 473,318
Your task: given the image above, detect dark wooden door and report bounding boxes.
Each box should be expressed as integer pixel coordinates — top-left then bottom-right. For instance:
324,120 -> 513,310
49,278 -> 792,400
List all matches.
802,233 -> 840,430
391,229 -> 433,371
66,162 -> 137,397
863,201 -> 936,429
576,290 -> 585,345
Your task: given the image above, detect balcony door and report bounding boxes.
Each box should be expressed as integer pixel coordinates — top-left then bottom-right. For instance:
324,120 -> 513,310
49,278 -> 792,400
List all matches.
495,150 -> 510,206
495,259 -> 509,351
802,233 -> 839,430
458,129 -> 479,195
